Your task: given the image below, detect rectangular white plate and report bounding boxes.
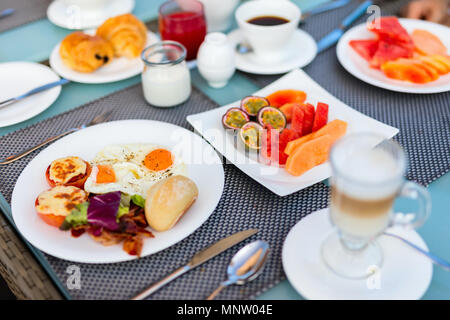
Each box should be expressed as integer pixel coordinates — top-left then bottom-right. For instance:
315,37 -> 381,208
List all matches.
187,69 -> 399,196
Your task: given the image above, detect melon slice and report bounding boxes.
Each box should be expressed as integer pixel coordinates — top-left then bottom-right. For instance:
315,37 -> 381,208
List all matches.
412,29 -> 447,56
349,39 -> 379,62
381,58 -> 433,83
266,90 -> 307,108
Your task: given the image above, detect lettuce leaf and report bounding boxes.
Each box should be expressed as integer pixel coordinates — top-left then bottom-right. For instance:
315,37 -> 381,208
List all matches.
131,194 -> 145,208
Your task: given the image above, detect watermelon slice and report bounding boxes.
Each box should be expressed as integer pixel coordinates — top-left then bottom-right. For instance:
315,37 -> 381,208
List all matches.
278,129 -> 299,165
368,16 -> 413,49
300,103 -> 315,135
370,40 -> 413,68
349,39 -> 379,62
291,105 -> 304,136
312,102 -> 329,132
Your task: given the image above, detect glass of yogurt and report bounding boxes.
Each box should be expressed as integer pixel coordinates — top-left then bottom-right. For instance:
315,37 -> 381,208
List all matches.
141,41 -> 191,107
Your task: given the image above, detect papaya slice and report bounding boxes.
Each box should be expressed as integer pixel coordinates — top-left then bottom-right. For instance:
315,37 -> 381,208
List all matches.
285,134 -> 333,176
349,39 -> 379,62
431,55 -> 450,71
411,29 -> 447,56
417,55 -> 449,75
284,119 -> 348,156
381,58 -> 433,83
266,90 -> 307,108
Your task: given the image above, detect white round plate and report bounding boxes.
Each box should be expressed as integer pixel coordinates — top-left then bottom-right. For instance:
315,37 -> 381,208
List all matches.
47,0 -> 135,30
50,30 -> 158,84
0,62 -> 62,127
337,18 -> 450,94
282,209 -> 432,299
228,29 -> 317,75
11,120 -> 225,263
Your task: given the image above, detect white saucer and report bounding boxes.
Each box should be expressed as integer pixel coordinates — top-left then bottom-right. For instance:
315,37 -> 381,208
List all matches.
227,29 -> 317,75
50,30 -> 158,84
282,209 -> 433,300
0,62 -> 62,127
47,0 -> 135,30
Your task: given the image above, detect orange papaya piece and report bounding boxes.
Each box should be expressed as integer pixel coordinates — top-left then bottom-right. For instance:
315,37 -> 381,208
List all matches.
418,55 -> 449,75
266,90 -> 307,108
285,134 -> 333,176
279,102 -> 300,123
411,29 -> 447,56
284,119 -> 348,156
381,59 -> 432,83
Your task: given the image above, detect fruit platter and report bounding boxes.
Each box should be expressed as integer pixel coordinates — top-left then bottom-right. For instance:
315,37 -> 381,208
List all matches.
337,17 -> 450,93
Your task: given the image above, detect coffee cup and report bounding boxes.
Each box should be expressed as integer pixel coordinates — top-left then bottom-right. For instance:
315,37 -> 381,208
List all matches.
235,0 -> 301,62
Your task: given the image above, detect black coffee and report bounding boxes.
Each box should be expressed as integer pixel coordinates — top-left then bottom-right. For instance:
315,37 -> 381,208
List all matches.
247,15 -> 289,26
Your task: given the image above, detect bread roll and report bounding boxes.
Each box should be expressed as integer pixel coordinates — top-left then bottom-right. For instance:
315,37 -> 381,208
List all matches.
96,13 -> 148,58
145,175 -> 198,232
59,32 -> 114,73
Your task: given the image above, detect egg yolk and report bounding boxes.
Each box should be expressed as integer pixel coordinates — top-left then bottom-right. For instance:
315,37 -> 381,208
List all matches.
144,149 -> 173,171
96,165 -> 116,184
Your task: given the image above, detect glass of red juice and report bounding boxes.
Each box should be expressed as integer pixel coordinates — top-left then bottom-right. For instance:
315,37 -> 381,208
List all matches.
159,0 -> 207,61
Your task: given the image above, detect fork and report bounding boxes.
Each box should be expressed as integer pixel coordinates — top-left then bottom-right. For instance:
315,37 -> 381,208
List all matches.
0,110 -> 113,165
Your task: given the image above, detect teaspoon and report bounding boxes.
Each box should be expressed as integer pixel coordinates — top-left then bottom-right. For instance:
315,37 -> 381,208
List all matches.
206,240 -> 270,300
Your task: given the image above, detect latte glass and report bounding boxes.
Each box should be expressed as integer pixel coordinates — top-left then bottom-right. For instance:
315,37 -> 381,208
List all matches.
321,133 -> 431,279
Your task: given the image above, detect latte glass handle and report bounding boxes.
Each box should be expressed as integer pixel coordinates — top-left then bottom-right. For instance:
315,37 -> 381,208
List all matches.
391,181 -> 431,229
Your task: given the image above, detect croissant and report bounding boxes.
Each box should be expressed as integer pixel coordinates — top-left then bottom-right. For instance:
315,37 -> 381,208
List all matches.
96,14 -> 148,59
59,32 -> 114,73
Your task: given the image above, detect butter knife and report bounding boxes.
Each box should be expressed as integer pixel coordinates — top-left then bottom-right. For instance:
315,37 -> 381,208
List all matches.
317,0 -> 373,53
0,78 -> 70,109
131,229 -> 258,300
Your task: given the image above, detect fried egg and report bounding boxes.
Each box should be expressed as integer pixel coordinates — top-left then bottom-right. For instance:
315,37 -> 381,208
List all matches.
84,144 -> 187,197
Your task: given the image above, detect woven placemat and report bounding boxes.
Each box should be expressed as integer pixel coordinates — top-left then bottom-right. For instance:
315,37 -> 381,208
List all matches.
243,0 -> 450,186
0,0 -> 51,33
0,85 -> 330,299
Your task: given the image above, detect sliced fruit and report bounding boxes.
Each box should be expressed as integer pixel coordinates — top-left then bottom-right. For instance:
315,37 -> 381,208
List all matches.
417,55 -> 448,75
291,104 -> 304,136
370,40 -> 413,69
257,106 -> 287,130
431,55 -> 450,71
367,16 -> 414,49
279,102 -> 300,123
285,134 -> 333,176
285,119 -> 348,156
300,103 -> 315,135
239,122 -> 263,150
240,96 -> 270,116
278,129 -> 299,165
266,89 -> 307,108
222,107 -> 250,130
261,124 -> 278,162
349,39 -> 379,62
381,58 -> 433,83
411,29 -> 447,56
312,102 -> 329,132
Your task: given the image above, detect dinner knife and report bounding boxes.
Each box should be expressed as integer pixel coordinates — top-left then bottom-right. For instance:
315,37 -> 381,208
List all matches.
131,229 -> 259,300
317,0 -> 373,53
0,78 -> 70,109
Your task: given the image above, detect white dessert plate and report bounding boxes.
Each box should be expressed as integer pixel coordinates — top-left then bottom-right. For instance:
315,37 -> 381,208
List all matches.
337,18 -> 450,94
228,29 -> 317,75
0,62 -> 62,127
282,208 -> 433,300
47,0 -> 135,30
187,69 -> 399,196
11,120 -> 225,263
50,30 -> 158,84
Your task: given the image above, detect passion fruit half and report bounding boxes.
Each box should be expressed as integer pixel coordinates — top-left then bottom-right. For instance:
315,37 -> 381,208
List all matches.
239,122 -> 263,151
222,107 -> 250,130
257,106 -> 287,130
240,96 -> 270,116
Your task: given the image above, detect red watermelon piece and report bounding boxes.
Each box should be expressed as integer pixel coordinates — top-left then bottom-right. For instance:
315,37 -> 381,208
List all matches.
370,40 -> 413,69
291,105 -> 304,136
349,39 -> 379,62
368,16 -> 413,48
312,102 -> 329,132
278,129 -> 299,165
300,103 -> 315,135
